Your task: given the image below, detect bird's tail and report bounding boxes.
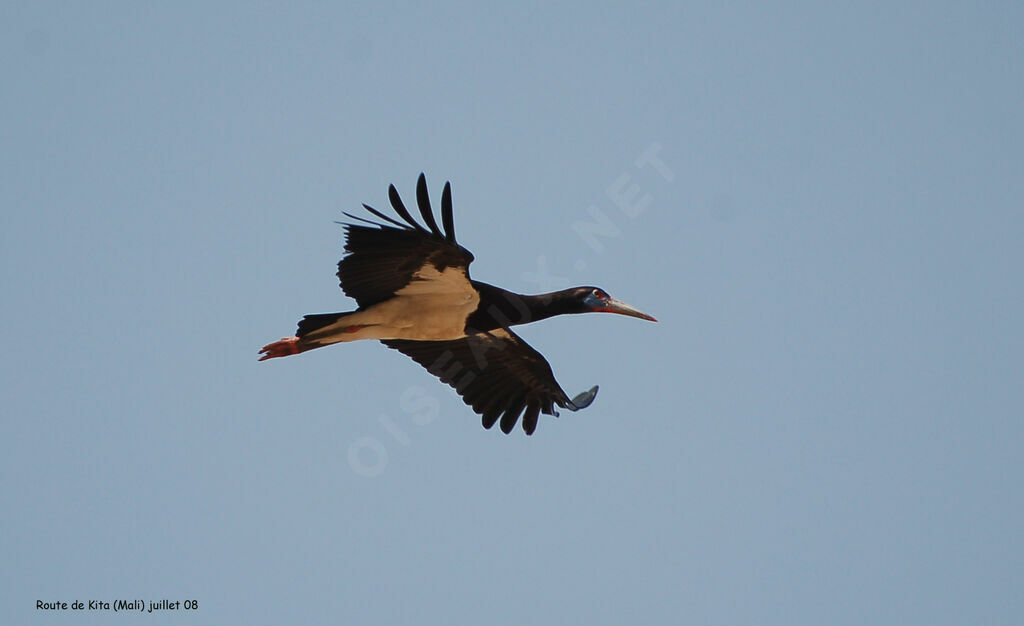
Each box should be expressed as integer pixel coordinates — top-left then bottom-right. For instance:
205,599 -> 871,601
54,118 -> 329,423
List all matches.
296,312 -> 351,337
259,311 -> 361,361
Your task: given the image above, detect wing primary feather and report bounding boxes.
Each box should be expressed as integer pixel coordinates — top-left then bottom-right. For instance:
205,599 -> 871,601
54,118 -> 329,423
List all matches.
360,203 -> 409,229
381,328 -> 574,436
480,389 -> 516,428
341,212 -> 390,227
441,181 -> 455,242
499,398 -> 527,434
389,184 -> 426,231
481,402 -> 506,430
482,410 -> 501,430
522,402 -> 542,435
415,173 -> 443,237
477,386 -> 512,416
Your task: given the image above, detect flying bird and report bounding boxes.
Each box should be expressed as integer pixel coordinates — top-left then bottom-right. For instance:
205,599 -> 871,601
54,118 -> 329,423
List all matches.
259,174 -> 656,434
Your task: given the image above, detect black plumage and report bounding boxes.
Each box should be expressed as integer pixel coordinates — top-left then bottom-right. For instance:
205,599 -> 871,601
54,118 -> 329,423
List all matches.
382,328 -> 598,435
260,174 -> 654,435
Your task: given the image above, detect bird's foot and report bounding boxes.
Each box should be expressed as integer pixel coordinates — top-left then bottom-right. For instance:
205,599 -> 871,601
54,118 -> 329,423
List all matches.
258,336 -> 302,361
566,385 -> 599,411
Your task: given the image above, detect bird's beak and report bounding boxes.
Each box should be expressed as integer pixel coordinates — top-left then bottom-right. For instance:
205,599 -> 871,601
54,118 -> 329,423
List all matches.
599,297 -> 658,322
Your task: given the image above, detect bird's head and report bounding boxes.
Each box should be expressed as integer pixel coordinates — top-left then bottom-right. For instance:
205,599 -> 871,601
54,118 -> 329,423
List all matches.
570,286 -> 658,322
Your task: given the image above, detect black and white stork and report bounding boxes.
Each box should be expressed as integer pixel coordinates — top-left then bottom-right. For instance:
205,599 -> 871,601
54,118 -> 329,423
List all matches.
259,174 -> 656,435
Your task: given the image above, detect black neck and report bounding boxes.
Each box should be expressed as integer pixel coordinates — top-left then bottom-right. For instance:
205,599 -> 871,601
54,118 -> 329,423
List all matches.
466,283 -> 584,333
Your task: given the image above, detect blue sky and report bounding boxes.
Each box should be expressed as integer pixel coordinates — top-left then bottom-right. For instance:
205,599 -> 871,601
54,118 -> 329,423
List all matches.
3,2 -> 1022,624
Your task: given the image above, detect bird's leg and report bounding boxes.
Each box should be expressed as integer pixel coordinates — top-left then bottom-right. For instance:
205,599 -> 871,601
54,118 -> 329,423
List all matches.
258,336 -> 304,361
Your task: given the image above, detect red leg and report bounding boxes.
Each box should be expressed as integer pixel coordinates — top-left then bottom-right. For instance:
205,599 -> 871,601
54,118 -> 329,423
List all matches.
258,336 -> 303,361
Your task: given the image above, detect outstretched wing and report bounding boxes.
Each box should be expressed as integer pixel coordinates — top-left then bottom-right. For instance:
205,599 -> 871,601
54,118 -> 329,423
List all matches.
382,328 -> 598,435
337,173 -> 474,308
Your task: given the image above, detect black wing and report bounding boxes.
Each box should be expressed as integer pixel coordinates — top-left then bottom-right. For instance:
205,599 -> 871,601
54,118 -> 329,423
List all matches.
382,328 -> 598,435
337,174 -> 474,308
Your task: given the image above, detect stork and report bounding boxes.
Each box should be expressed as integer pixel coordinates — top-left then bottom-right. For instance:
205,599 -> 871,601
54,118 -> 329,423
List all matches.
260,174 -> 656,434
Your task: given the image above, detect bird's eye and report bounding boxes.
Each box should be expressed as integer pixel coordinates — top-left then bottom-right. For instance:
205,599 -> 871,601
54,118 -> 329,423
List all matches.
592,289 -> 604,299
